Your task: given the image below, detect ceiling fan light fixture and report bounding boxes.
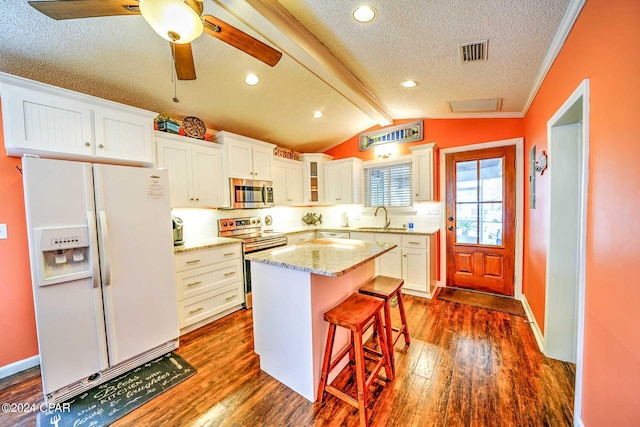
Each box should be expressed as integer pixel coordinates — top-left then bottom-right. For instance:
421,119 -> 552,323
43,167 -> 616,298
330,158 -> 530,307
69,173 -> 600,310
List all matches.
353,5 -> 377,23
313,111 -> 324,119
140,0 -> 203,44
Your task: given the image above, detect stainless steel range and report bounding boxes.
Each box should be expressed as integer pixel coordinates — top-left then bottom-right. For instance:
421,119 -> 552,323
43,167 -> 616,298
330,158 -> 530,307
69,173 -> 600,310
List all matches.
218,216 -> 287,308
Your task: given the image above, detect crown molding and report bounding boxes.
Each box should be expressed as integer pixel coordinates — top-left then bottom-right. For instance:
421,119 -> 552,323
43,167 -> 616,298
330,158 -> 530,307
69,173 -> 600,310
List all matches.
522,0 -> 587,116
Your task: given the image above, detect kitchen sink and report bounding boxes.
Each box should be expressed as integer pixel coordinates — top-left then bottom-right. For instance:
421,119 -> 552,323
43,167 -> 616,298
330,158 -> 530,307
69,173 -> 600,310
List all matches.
356,227 -> 407,231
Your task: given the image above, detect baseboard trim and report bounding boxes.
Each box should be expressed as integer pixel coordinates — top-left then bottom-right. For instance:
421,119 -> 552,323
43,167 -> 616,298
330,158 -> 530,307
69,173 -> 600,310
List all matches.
521,294 -> 544,352
0,355 -> 40,380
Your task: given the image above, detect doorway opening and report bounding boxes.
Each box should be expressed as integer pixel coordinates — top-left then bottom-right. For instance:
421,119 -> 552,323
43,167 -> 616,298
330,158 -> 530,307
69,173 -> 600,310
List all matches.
545,79 -> 589,424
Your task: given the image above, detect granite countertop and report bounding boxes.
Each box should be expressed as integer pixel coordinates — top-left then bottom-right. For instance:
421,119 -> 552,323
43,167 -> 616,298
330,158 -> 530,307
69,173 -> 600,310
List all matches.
245,238 -> 396,277
277,225 -> 440,236
174,236 -> 241,253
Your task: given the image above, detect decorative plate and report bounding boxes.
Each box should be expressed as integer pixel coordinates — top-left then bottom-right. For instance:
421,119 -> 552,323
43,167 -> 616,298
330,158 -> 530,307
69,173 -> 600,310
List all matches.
182,116 -> 206,139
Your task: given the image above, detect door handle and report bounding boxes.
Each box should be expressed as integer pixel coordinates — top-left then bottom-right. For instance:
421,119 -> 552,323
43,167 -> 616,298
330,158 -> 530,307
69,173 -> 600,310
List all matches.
447,226 -> 454,231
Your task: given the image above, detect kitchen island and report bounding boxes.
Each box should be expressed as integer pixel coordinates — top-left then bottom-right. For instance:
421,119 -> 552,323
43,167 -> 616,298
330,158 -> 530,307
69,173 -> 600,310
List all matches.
245,238 -> 396,402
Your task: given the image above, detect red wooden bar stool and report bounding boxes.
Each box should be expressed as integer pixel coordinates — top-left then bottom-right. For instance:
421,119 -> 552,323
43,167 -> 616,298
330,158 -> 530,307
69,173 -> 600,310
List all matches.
317,293 -> 394,427
359,275 -> 411,374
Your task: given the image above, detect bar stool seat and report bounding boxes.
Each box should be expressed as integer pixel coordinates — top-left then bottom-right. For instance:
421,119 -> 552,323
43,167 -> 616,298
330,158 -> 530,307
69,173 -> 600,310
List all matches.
359,275 -> 411,374
318,293 -> 394,427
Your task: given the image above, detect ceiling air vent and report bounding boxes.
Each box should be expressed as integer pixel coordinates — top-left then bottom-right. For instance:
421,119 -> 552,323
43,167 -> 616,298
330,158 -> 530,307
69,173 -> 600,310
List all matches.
459,40 -> 488,63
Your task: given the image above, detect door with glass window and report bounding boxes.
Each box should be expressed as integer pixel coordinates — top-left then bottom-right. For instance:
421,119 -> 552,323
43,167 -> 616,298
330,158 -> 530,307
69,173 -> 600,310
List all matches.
445,146 -> 516,296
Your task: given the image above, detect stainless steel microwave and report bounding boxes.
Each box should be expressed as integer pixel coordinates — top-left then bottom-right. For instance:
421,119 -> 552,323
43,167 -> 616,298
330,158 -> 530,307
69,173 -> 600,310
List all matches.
229,178 -> 274,209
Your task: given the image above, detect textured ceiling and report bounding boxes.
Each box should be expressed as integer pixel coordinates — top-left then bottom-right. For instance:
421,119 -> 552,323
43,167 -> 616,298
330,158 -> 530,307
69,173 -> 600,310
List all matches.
0,0 -> 571,152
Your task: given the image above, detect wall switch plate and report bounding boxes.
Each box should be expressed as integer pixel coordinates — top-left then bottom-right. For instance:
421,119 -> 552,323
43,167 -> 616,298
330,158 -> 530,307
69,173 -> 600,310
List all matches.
0,224 -> 7,239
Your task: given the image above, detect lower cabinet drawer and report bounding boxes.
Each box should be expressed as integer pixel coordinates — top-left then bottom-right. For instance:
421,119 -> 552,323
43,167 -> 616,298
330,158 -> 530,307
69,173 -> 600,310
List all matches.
175,244 -> 241,272
178,284 -> 242,328
175,259 -> 242,300
402,235 -> 427,249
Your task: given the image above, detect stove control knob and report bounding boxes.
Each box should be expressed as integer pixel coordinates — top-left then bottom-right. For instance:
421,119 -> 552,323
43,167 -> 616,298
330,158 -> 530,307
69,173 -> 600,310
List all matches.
251,219 -> 256,224
223,221 -> 228,227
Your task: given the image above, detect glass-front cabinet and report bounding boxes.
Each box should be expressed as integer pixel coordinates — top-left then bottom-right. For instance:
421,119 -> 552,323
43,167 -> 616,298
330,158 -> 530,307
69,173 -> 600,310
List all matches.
299,153 -> 332,205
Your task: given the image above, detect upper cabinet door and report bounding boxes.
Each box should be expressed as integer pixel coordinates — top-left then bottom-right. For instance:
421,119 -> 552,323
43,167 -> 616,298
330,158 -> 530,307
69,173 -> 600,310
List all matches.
286,162 -> 304,205
191,145 -> 224,208
251,144 -> 274,181
93,107 -> 154,164
2,84 -> 94,157
411,143 -> 438,202
226,139 -> 254,180
156,139 -> 193,208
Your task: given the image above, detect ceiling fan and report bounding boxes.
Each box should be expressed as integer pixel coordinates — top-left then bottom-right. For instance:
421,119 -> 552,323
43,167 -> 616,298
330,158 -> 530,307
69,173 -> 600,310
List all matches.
28,0 -> 283,80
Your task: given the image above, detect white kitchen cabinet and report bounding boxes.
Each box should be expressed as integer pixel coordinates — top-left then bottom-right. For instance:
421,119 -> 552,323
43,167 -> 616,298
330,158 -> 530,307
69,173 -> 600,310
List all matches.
287,231 -> 316,244
350,231 -> 436,296
215,131 -> 275,181
156,132 -> 224,208
174,244 -> 243,334
402,247 -> 428,292
324,158 -> 363,205
299,153 -> 332,205
273,157 -> 304,206
374,233 -> 403,279
0,75 -> 155,164
410,143 -> 438,202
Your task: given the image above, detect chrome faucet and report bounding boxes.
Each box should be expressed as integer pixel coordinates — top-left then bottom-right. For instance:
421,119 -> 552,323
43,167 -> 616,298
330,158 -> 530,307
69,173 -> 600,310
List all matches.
374,206 -> 391,230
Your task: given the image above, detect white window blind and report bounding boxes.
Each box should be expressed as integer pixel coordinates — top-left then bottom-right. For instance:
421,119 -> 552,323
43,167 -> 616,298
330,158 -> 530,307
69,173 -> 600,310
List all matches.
364,162 -> 412,207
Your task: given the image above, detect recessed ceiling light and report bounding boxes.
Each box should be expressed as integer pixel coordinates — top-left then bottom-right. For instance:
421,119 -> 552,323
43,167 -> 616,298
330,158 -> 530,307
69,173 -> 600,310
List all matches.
313,111 -> 324,119
353,5 -> 377,23
244,73 -> 260,86
401,80 -> 419,88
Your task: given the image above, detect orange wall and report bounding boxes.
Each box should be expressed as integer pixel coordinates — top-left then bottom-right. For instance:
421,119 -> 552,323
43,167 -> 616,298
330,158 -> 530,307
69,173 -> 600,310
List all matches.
0,100 -> 39,366
326,117 -> 524,161
523,0 -> 640,425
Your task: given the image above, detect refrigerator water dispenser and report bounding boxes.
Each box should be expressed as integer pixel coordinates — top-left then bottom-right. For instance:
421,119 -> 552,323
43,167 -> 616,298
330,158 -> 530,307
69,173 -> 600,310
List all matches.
35,226 -> 92,286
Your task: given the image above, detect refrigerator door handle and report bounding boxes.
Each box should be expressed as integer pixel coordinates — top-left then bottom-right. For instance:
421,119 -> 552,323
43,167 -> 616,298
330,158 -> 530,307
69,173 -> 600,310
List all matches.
98,210 -> 112,287
87,210 -> 101,288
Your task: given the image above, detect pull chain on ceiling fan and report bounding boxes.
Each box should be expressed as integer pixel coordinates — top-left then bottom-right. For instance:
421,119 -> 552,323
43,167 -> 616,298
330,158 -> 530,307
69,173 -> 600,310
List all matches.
28,0 -> 283,81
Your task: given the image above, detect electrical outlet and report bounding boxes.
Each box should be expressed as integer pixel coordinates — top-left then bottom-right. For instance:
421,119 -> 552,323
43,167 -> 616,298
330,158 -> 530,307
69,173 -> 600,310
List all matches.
0,224 -> 7,240
426,206 -> 440,215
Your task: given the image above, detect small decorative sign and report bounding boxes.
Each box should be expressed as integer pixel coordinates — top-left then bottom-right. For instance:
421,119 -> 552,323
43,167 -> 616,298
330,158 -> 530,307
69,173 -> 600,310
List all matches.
274,146 -> 300,160
359,120 -> 423,151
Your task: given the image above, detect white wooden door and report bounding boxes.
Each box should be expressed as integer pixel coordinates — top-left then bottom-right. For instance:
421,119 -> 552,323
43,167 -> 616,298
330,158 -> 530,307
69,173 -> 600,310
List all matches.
324,163 -> 340,203
191,145 -> 223,207
412,145 -> 434,201
252,144 -> 274,181
226,140 -> 254,179
2,84 -> 94,157
402,248 -> 428,292
93,107 -> 154,163
286,162 -> 304,205
272,160 -> 289,206
156,139 -> 192,207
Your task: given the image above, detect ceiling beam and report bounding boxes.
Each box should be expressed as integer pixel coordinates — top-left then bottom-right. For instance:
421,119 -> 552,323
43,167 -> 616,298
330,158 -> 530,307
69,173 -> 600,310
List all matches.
212,0 -> 393,126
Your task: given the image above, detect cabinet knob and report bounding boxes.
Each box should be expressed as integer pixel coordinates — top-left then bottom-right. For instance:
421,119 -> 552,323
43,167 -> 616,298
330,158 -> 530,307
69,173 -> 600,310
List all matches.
98,144 -> 104,148
416,193 -> 419,196
196,198 -> 200,201
190,198 -> 194,201
85,142 -> 91,147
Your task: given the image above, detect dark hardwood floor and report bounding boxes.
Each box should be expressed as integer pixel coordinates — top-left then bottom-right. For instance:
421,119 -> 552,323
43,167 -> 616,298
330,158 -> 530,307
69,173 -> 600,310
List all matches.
0,294 -> 575,426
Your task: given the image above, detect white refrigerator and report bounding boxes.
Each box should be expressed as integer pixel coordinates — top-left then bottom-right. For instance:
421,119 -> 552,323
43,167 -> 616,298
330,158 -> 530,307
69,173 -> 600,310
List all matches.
22,157 -> 179,403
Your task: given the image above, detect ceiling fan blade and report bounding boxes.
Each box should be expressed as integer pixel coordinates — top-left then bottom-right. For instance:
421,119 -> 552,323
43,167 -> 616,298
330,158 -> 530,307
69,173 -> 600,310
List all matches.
173,43 -> 197,80
202,15 -> 282,67
29,0 -> 140,20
